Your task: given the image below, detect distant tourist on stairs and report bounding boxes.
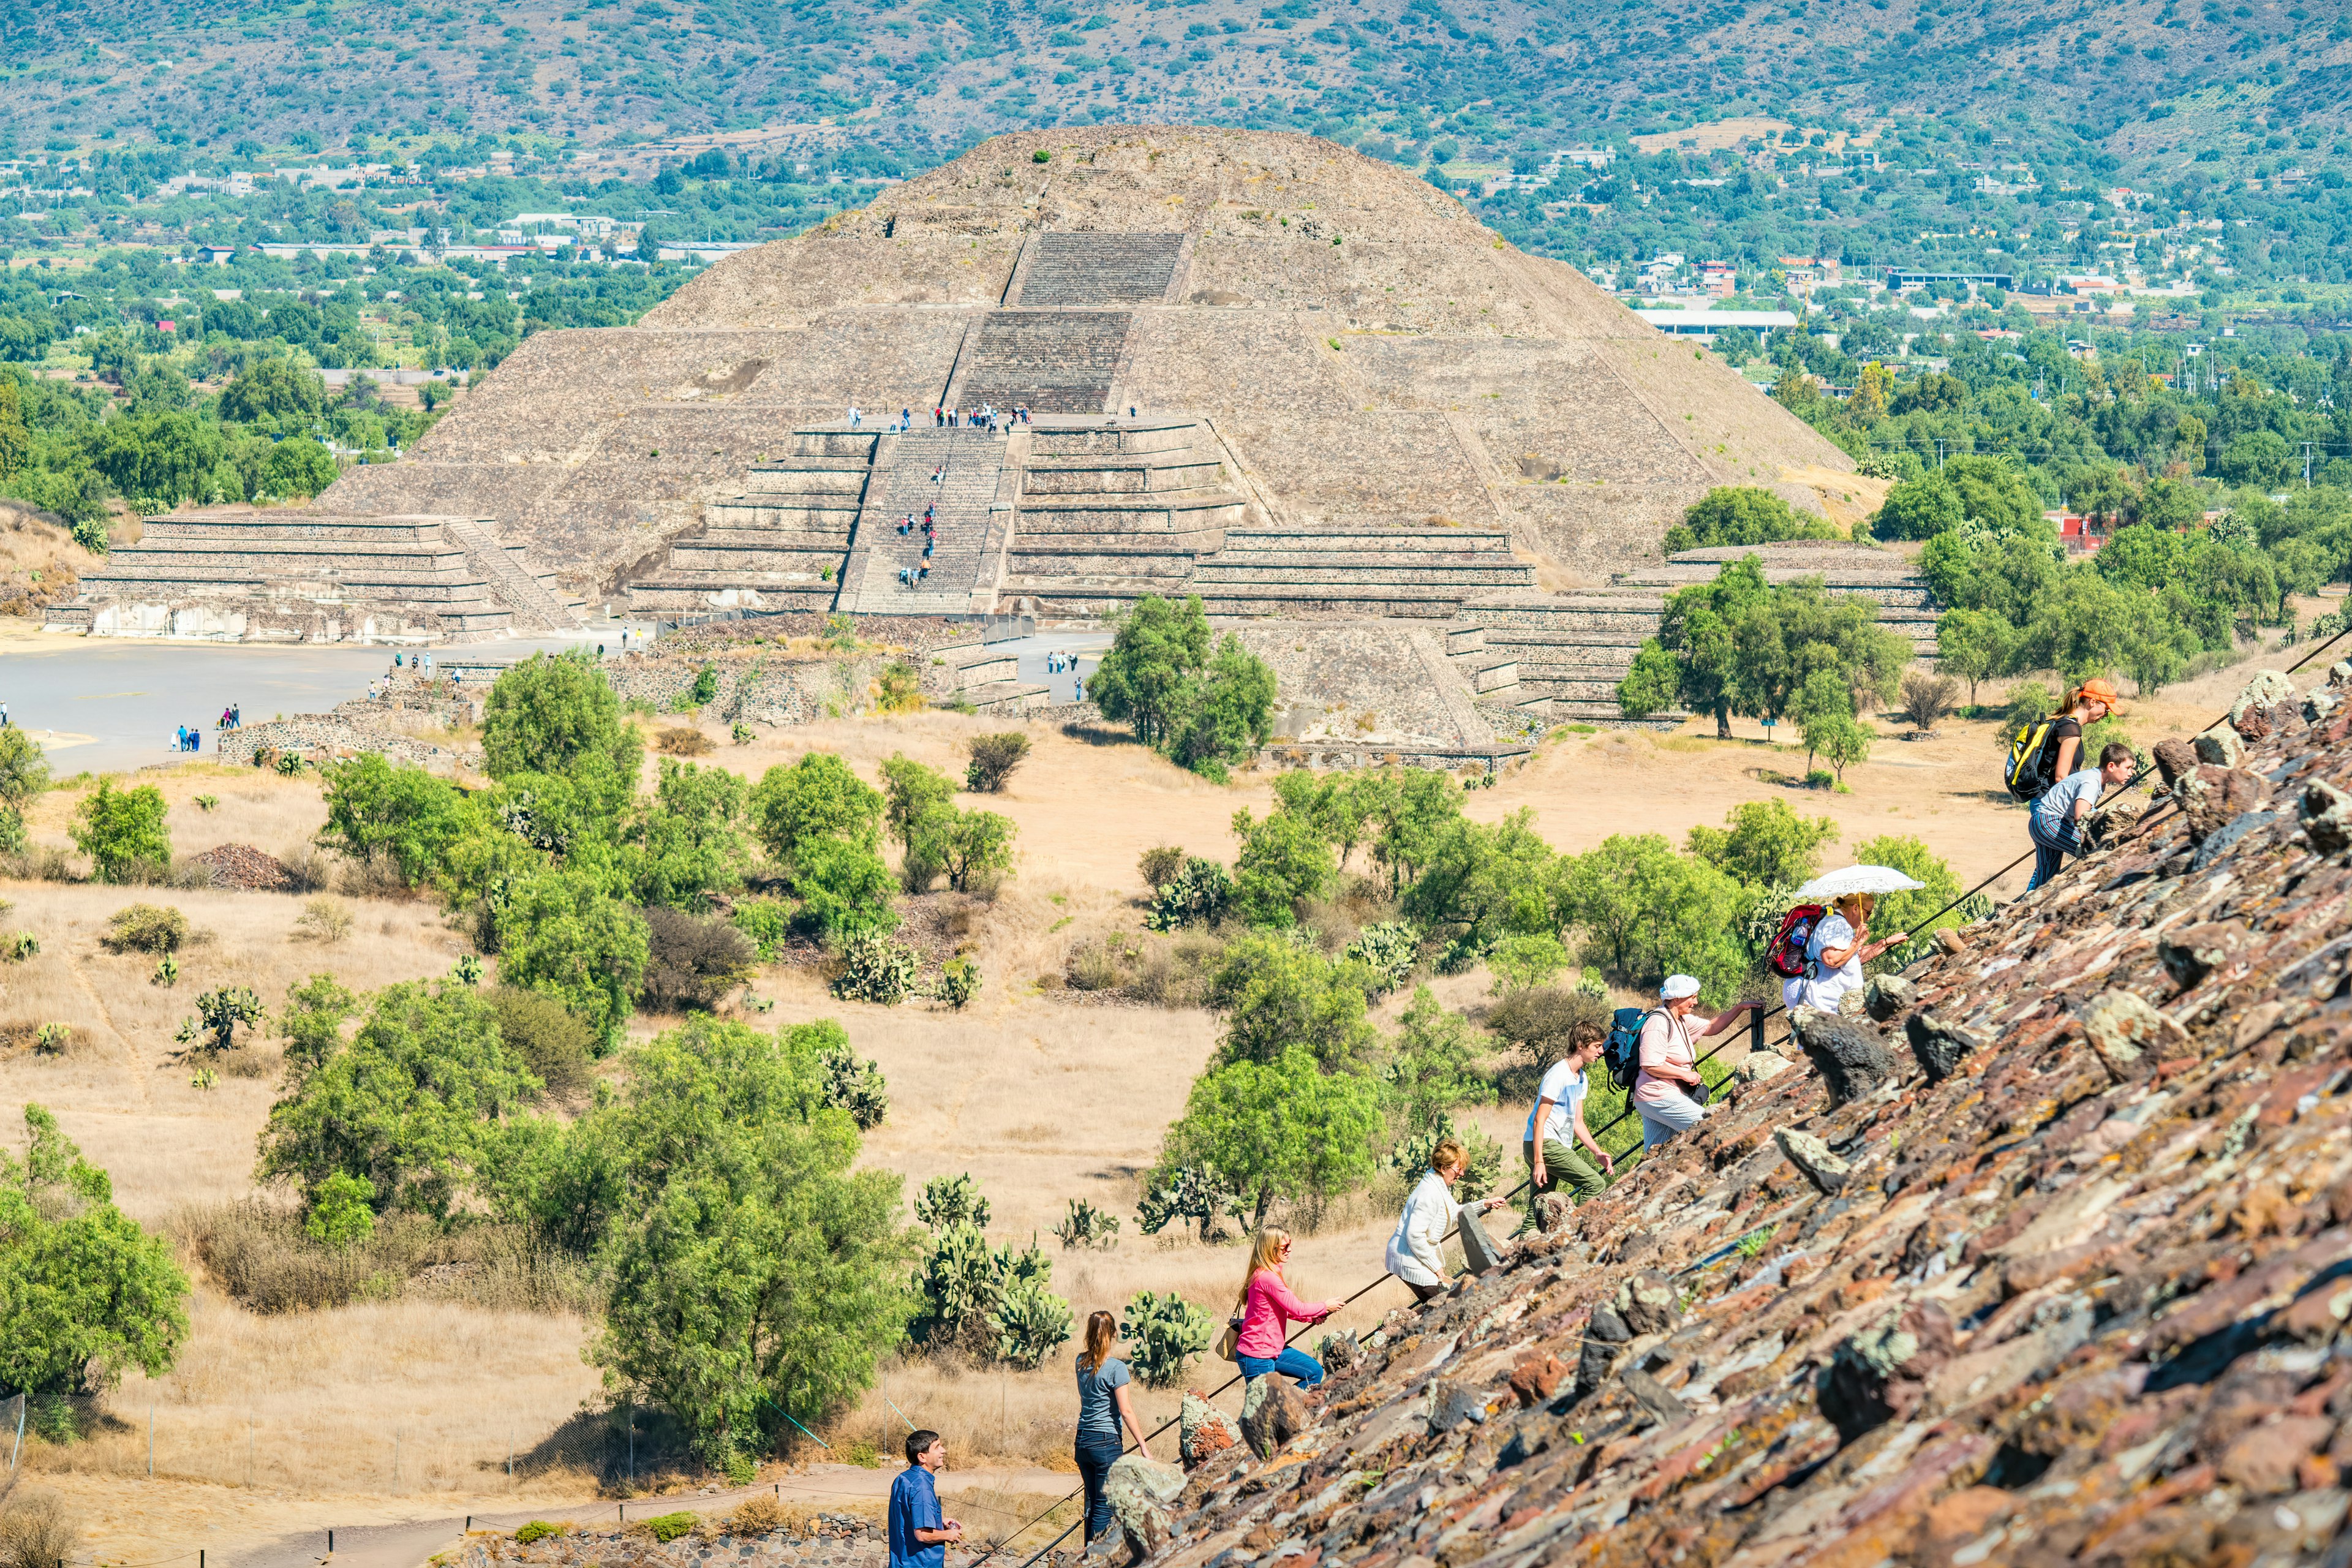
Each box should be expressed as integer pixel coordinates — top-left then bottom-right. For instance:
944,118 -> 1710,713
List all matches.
848,404 -> 861,428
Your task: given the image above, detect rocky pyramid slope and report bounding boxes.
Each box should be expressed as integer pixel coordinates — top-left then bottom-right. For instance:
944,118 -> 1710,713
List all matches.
1112,666 -> 2352,1568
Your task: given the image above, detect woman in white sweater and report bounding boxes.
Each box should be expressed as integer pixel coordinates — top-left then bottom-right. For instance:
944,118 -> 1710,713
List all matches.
1384,1138 -> 1509,1303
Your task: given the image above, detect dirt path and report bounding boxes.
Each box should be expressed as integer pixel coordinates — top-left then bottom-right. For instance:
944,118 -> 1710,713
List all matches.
223,1464 -> 1079,1568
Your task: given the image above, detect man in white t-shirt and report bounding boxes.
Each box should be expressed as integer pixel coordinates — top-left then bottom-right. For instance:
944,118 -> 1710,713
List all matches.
1513,1024 -> 1614,1234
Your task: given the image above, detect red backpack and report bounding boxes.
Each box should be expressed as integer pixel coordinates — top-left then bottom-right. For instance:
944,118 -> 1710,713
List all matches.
1768,904 -> 1827,979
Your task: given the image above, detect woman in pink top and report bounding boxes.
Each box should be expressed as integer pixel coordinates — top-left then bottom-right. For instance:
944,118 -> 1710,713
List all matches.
1229,1228 -> 1341,1387
1634,974 -> 1761,1152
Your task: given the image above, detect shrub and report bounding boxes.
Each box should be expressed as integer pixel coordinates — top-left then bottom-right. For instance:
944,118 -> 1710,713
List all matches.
655,726 -> 714,756
1487,930 -> 1569,994
0,1488 -> 80,1568
731,721 -> 755,745
195,793 -> 219,812
914,1172 -> 990,1230
638,907 -> 754,1011
294,897 -> 354,944
1487,985 -> 1609,1080
965,732 -> 1031,793
513,1522 -> 569,1544
910,1213 -> 1071,1368
1065,936 -> 1129,992
153,954 -> 179,987
302,1171 -> 377,1251
830,930 -> 919,1005
488,986 -> 595,1099
725,1495 -> 788,1535
1145,857 -> 1232,931
729,895 -> 794,960
1119,1290 -> 1214,1389
818,1039 -> 890,1129
1136,1161 -> 1246,1243
690,664 -> 721,706
1387,1112 -> 1502,1202
639,1512 -> 699,1543
1894,669 -> 1958,736
1342,920 -> 1419,997
875,660 -> 925,714
317,755 -> 468,886
1137,844 -> 1187,891
174,986 -> 265,1057
934,954 -> 980,1009
1052,1197 -> 1121,1250
7,930 -> 39,962
70,779 -> 170,883
101,903 -> 187,954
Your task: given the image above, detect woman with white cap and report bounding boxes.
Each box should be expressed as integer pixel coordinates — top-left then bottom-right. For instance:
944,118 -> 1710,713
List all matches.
1634,976 -> 1761,1151
1783,892 -> 1908,1017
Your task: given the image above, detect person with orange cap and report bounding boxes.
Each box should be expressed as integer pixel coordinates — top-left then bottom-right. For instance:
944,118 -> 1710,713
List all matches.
2036,677 -> 2122,790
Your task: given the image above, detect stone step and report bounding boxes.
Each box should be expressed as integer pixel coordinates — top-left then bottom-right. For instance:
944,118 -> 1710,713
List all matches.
707,502 -> 864,531
1190,586 -> 1464,618
140,516 -> 452,543
1221,528 -> 1521,554
666,543 -> 848,576
789,430 -> 881,459
955,679 -> 1052,715
1014,232 -> 1185,307
837,427 -> 1008,613
691,527 -> 856,551
1193,560 -> 1536,589
1022,458 -> 1226,494
103,541 -> 472,570
1028,421 -> 1202,458
1012,494 -> 1247,531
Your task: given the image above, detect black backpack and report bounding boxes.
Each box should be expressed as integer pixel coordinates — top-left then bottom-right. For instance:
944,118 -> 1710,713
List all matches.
1602,1006 -> 1653,1091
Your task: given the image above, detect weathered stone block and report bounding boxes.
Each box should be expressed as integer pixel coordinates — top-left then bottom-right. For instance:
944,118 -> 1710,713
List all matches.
1817,1300 -> 1955,1442
1773,1128 -> 1851,1194
2150,736 -> 2199,793
1864,973 -> 1916,1023
1904,1008 -> 1988,1083
2193,728 -> 2247,769
1509,1349 -> 1567,1406
1427,1376 -> 1491,1433
1735,1050 -> 1794,1084
1104,1455 -> 1188,1558
2301,779 -> 2352,856
1457,1207 -> 1511,1275
2157,920 -> 2248,989
2177,764 -> 2270,843
1178,1390 -> 1240,1469
1621,1366 -> 1690,1426
2080,989 -> 2190,1080
1238,1374 -> 1307,1458
1789,1009 -> 1898,1103
1614,1268 -> 1680,1336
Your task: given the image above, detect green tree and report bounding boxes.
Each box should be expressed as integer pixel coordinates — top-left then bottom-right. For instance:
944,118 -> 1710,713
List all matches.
0,1105 -> 190,1396
1170,633 -> 1278,780
1871,471 -> 1966,540
494,867 -> 651,1049
0,377 -> 29,480
1794,668 -> 1853,772
1558,834 -> 1746,1001
277,973 -> 359,1079
483,652 -> 643,816
1205,933 -> 1381,1072
1817,714 -> 1875,785
791,837 -> 901,941
70,778 -> 170,883
255,981 -> 540,1220
627,761 -> 750,909
258,436 -> 338,500
1661,485 -> 1841,554
1090,594 -> 1213,747
1228,805 -> 1336,927
589,1016 -> 915,1474
1384,986 -> 1494,1134
912,806 -> 1016,894
749,753 -> 883,873
0,725 -> 50,852
879,755 -> 956,856
1617,554 -> 1770,736
218,357 -> 328,426
1932,607 -> 2015,703
1162,1047 -> 1385,1227
318,755 -> 469,885
1396,809 -> 1563,956
1939,454 -> 2046,534
1684,799 -> 1839,889
86,408 -> 223,508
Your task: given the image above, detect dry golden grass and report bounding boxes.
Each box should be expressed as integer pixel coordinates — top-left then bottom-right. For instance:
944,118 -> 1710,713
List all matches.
16,763 -> 331,875
0,879 -> 470,1220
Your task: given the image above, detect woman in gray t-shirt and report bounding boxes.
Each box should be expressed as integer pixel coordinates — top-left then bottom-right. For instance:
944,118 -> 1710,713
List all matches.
1075,1310 -> 1154,1541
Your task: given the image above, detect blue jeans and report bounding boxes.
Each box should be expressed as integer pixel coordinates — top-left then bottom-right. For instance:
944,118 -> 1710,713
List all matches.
1075,1437 -> 1121,1540
1235,1347 -> 1324,1387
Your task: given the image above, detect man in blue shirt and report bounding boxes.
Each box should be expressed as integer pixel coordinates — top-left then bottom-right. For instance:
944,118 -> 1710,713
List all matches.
889,1429 -> 963,1568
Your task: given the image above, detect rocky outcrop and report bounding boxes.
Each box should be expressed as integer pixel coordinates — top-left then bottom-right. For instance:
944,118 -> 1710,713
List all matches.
1177,1390 -> 1240,1469
1112,671 -> 2352,1568
1237,1374 -> 1308,1459
1102,1454 -> 1187,1559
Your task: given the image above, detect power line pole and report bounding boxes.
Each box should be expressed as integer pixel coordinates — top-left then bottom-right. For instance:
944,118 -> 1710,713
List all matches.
2305,441 -> 2316,487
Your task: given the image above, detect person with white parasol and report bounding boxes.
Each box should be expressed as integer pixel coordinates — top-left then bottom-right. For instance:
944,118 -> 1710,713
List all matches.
1784,865 -> 1920,1017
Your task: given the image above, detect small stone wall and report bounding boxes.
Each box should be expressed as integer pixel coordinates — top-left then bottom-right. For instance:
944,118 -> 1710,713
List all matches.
455,1517 -> 1015,1568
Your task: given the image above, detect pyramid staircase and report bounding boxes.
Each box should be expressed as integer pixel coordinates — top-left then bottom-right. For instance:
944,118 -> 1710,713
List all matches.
1189,526 -> 1536,619
1012,232 -> 1187,306
835,426 -> 1012,615
950,311 -> 1133,415
619,430 -> 870,615
46,511 -> 540,640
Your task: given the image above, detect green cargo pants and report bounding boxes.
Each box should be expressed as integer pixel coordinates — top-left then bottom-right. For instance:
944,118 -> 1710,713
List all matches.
1513,1135 -> 1605,1236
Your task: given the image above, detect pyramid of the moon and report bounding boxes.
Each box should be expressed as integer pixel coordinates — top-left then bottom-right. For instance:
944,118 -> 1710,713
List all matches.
56,126 -> 1859,642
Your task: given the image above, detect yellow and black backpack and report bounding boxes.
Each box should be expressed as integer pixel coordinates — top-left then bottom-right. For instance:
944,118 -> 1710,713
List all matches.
2003,717 -> 2060,802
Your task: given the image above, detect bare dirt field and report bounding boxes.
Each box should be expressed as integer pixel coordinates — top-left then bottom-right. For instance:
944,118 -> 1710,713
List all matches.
0,639 -> 2311,1560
